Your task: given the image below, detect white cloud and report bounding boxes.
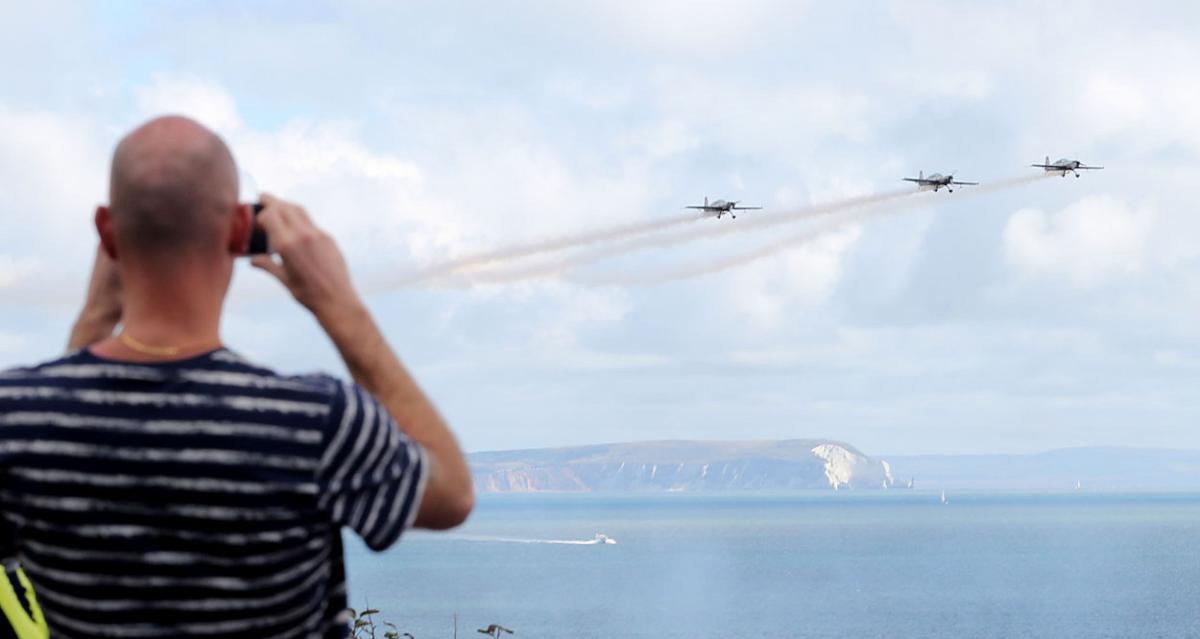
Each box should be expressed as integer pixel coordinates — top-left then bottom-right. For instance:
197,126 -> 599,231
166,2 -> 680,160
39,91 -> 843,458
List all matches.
0,256 -> 36,290
617,120 -> 700,160
525,284 -> 652,369
649,75 -> 874,154
0,105 -> 112,313
727,224 -> 862,329
1072,68 -> 1200,155
233,118 -> 436,266
580,1 -> 805,53
1079,74 -> 1147,131
135,74 -> 245,135
1003,195 -> 1152,287
0,105 -> 109,240
131,75 -> 490,277
9,3 -> 1200,452
131,75 -> 662,365
1153,349 -> 1200,370
888,69 -> 994,101
368,105 -> 664,270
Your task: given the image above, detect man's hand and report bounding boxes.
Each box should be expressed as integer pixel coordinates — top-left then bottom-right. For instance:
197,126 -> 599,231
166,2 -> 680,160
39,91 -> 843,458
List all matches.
67,246 -> 123,350
251,193 -> 473,530
249,193 -> 362,319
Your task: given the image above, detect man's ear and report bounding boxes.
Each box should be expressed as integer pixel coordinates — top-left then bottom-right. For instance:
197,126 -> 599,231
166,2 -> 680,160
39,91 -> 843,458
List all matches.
228,203 -> 253,255
95,206 -> 118,259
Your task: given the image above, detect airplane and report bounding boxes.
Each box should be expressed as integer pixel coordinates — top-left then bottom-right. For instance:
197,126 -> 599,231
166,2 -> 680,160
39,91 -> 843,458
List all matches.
685,196 -> 763,219
902,170 -> 979,193
1031,156 -> 1104,178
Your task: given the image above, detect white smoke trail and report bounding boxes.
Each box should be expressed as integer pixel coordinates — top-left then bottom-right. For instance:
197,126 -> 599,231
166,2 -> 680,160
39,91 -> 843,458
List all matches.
583,173 -> 1051,286
389,210 -> 706,286
583,216 -> 861,286
450,187 -> 918,286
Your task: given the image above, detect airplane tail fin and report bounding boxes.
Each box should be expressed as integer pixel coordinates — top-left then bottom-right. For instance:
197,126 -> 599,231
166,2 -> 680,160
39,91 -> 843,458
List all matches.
704,196 -> 708,207
1045,155 -> 1049,167
919,170 -> 923,180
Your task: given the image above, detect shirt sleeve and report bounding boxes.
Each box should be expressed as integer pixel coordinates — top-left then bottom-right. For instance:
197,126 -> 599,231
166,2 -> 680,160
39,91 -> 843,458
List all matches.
0,519 -> 14,560
315,381 -> 428,551
0,467 -> 14,559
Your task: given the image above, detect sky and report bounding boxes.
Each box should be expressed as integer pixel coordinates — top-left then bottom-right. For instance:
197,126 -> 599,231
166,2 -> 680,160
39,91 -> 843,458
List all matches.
2,1 -> 1200,456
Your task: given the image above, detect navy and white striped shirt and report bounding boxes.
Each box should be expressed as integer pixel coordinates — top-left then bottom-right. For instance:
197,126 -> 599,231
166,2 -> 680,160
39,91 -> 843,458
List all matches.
0,347 -> 427,639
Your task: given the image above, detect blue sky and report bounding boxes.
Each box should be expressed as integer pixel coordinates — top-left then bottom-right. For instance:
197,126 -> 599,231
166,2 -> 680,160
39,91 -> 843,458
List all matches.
3,1 -> 1199,455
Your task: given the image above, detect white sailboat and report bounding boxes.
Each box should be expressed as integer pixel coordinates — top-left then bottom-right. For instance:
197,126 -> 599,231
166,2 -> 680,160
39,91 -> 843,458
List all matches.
940,489 -> 948,505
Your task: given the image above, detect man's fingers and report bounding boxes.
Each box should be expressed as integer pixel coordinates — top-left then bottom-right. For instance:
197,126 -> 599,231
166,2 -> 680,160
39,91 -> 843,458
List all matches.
263,192 -> 312,224
290,204 -> 313,225
250,255 -> 287,281
254,201 -> 300,254
257,192 -> 319,251
254,210 -> 290,247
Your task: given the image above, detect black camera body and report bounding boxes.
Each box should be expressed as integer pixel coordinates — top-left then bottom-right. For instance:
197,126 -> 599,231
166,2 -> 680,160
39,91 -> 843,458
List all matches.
247,203 -> 269,255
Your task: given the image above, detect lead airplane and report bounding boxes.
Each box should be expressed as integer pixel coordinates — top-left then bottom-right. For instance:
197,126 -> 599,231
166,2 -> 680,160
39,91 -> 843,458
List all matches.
903,170 -> 979,193
1031,156 -> 1104,178
685,196 -> 763,219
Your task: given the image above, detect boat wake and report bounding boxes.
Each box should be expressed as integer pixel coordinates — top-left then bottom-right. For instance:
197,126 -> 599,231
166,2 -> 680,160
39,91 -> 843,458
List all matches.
444,533 -> 617,545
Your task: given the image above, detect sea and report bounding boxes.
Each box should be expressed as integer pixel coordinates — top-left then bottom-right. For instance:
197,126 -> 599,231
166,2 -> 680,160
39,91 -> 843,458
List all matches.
344,492 -> 1200,638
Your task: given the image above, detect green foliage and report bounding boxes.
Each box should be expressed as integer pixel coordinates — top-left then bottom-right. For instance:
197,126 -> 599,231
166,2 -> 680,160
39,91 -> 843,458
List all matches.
347,606 -> 414,639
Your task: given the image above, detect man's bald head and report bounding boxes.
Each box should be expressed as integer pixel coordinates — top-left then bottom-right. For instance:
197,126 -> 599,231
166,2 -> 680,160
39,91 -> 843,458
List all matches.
108,116 -> 239,258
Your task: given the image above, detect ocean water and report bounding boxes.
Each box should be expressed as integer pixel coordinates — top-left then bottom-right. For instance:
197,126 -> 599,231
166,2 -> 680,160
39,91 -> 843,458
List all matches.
344,493 -> 1200,638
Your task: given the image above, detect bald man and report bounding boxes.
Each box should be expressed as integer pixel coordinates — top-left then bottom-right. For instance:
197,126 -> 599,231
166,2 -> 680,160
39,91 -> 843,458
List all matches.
0,116 -> 473,638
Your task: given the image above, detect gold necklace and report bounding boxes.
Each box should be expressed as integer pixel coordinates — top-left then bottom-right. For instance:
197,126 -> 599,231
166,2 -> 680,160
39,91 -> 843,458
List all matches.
118,332 -> 216,358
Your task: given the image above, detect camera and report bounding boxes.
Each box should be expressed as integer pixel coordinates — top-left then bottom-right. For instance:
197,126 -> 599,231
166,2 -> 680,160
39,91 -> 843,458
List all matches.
247,203 -> 269,255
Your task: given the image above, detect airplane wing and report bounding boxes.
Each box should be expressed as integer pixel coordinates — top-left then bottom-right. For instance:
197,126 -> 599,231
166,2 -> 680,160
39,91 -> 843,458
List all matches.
950,181 -> 979,185
684,206 -> 710,209
1030,164 -> 1055,169
732,205 -> 763,210
902,178 -> 924,183
1078,165 -> 1104,170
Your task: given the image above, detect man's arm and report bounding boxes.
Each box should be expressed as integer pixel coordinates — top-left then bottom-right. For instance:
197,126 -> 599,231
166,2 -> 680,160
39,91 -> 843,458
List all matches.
250,194 -> 473,530
67,247 -> 123,351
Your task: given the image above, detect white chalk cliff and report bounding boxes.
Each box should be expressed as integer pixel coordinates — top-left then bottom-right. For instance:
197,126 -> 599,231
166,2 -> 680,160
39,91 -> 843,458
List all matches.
811,443 -> 895,490
471,439 -> 897,493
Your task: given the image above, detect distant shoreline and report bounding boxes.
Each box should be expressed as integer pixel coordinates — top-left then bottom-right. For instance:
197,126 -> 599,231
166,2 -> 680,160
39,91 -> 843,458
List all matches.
469,440 -> 1200,493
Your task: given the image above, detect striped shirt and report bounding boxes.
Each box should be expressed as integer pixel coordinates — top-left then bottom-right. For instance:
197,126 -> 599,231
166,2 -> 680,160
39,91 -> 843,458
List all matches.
0,348 -> 428,639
